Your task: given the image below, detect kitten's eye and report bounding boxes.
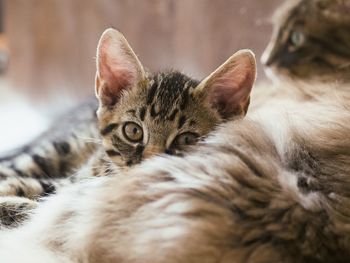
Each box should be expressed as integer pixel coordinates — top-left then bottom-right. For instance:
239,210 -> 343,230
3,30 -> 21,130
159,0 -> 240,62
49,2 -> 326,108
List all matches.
123,122 -> 143,142
174,132 -> 199,147
290,31 -> 305,47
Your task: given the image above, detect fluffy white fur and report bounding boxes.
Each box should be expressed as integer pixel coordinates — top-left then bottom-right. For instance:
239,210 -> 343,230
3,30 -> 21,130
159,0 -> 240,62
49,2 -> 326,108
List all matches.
0,93 -> 349,262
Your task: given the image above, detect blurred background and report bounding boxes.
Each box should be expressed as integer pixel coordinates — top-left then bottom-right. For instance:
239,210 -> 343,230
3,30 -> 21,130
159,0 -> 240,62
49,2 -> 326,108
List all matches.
0,0 -> 282,152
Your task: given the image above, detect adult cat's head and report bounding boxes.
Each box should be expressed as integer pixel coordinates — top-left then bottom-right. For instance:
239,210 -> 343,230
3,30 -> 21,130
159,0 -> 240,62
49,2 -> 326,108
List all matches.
95,28 -> 256,167
261,0 -> 350,83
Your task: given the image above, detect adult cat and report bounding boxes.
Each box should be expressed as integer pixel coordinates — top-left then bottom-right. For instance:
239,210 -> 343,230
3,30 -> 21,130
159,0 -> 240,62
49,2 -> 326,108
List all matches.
262,0 -> 350,84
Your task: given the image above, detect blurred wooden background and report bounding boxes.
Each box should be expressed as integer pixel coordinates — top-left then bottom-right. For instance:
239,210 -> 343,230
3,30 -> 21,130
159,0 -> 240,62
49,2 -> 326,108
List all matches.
5,0 -> 281,103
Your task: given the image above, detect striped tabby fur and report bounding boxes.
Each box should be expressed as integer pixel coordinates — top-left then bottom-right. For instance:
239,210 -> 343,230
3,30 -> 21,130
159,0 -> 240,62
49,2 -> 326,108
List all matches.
1,92 -> 349,263
0,29 -> 256,227
0,99 -> 98,197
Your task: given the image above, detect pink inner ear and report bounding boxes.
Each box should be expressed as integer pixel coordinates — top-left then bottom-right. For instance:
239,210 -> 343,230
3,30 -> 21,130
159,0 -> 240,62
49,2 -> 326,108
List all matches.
209,62 -> 254,118
97,37 -> 138,106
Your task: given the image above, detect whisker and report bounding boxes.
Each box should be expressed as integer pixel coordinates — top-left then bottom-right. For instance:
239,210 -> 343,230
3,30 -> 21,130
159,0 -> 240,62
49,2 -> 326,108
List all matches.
76,136 -> 102,145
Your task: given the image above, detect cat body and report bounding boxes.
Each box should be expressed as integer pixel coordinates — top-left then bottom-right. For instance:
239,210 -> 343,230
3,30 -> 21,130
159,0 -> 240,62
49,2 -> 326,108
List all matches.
0,99 -> 99,197
261,0 -> 350,84
0,29 -> 257,227
1,94 -> 349,263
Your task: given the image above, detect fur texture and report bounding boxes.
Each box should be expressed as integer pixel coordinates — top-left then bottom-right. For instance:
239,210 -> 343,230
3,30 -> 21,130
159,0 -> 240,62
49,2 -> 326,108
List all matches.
0,29 -> 256,227
0,94 -> 350,263
261,0 -> 350,84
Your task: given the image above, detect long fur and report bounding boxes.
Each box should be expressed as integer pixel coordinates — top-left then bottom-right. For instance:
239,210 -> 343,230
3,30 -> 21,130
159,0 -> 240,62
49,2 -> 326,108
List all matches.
1,94 -> 350,263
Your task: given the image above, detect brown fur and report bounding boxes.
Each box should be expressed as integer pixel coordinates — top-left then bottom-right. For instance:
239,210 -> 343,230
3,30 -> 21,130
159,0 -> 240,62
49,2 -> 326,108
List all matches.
15,95 -> 348,263
0,29 -> 257,228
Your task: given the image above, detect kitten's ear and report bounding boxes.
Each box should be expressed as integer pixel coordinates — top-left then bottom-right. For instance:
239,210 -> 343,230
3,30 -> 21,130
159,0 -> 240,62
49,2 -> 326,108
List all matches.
195,50 -> 256,119
95,28 -> 146,107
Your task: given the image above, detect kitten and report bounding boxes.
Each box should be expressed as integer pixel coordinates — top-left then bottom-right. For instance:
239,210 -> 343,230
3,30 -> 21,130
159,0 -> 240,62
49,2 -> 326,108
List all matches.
0,28 -> 257,227
1,92 -> 350,263
261,0 -> 350,83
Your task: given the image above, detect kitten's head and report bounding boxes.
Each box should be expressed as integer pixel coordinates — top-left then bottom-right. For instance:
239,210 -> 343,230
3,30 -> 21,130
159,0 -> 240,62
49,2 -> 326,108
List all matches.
261,0 -> 350,83
95,28 -> 256,167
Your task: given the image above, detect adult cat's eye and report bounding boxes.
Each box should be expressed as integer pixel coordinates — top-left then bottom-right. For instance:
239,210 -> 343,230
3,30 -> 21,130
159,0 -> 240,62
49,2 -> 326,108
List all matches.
123,122 -> 143,142
290,31 -> 305,47
173,132 -> 199,147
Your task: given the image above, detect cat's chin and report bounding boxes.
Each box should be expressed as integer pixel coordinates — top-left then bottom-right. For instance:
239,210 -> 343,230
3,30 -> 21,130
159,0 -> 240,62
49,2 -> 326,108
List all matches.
263,66 -> 293,84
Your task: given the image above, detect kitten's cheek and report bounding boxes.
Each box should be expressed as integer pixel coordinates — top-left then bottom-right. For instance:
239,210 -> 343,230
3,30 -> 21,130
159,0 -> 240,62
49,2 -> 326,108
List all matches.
111,157 -> 126,167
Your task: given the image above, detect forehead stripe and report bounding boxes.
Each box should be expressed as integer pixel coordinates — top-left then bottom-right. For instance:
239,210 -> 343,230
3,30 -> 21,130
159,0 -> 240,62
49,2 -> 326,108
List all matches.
150,103 -> 160,118
147,80 -> 158,104
189,120 -> 196,126
167,108 -> 178,121
100,123 -> 119,136
178,115 -> 187,129
139,107 -> 146,121
180,88 -> 189,110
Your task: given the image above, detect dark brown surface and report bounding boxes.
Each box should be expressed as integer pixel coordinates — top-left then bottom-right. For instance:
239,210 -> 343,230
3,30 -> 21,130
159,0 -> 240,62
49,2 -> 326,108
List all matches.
5,0 -> 281,102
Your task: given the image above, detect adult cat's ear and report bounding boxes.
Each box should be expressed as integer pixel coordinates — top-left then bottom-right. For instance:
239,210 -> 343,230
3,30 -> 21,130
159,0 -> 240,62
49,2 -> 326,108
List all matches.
95,28 -> 146,107
195,50 -> 256,119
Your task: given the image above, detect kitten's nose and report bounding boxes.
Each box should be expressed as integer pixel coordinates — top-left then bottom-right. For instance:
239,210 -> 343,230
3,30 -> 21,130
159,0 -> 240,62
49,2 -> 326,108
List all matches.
143,146 -> 163,159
